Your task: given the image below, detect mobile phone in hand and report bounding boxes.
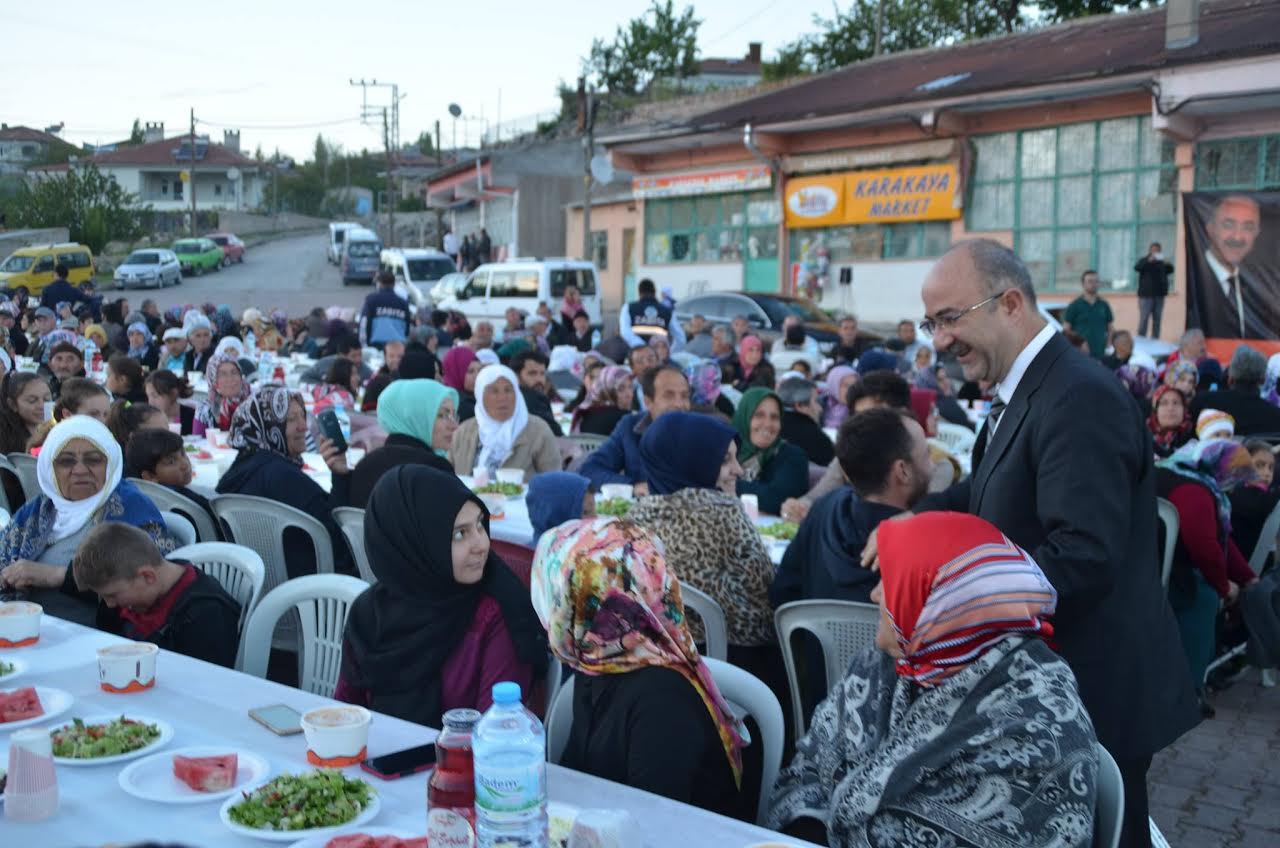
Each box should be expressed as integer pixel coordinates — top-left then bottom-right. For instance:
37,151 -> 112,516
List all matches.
316,409 -> 348,452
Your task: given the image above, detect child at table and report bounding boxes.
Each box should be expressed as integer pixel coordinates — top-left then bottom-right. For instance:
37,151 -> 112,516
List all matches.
125,428 -> 218,536
72,522 -> 240,668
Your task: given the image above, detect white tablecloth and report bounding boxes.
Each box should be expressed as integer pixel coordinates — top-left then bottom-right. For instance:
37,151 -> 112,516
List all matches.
184,436 -> 363,498
1,618 -> 816,847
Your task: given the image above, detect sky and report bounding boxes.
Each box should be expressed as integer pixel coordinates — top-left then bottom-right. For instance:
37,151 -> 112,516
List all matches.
2,0 -> 835,162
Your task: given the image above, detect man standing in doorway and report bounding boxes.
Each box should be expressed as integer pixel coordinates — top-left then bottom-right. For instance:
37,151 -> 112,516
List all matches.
619,278 -> 687,350
1134,242 -> 1172,338
442,227 -> 459,268
1061,269 -> 1114,358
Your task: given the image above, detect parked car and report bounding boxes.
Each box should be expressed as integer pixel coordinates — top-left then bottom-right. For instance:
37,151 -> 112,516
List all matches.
674,291 -> 873,354
430,271 -> 469,305
340,228 -> 382,286
0,242 -> 94,295
113,249 -> 182,289
172,238 -> 224,276
435,259 -> 602,326
205,232 -> 246,266
328,222 -> 358,264
380,248 -> 456,311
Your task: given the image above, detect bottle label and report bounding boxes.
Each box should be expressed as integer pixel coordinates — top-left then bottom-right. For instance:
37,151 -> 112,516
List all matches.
428,808 -> 476,847
474,760 -> 545,814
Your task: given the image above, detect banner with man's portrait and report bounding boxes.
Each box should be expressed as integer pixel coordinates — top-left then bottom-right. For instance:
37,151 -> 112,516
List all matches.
1183,191 -> 1280,341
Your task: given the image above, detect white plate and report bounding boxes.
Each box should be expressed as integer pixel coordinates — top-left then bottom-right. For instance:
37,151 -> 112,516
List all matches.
0,657 -> 26,683
50,715 -> 174,766
118,746 -> 270,805
287,825 -> 420,848
0,686 -> 72,732
221,778 -> 381,843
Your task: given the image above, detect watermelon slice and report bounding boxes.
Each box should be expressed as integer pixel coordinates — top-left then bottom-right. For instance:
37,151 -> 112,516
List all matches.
172,753 -> 238,792
0,687 -> 43,723
325,836 -> 428,848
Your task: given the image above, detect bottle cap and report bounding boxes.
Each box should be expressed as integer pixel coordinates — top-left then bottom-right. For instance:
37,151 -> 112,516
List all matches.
491,681 -> 521,705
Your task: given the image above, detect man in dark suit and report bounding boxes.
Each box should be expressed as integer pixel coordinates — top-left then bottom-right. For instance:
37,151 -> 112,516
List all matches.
1187,194 -> 1278,340
1190,344 -> 1280,436
876,239 -> 1199,848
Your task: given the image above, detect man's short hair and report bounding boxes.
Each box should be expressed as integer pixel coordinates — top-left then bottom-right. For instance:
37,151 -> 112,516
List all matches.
73,522 -> 164,592
777,378 -> 816,408
377,269 -> 394,286
710,325 -> 731,343
950,239 -> 1037,307
836,407 -> 916,497
640,362 -> 686,399
840,315 -> 858,326
1112,329 -> 1133,342
336,336 -> 360,356
510,349 -> 549,377
1181,328 -> 1205,345
637,278 -> 656,297
55,263 -> 69,278
1081,269 -> 1098,282
847,370 -> 911,411
126,428 -> 184,477
691,313 -> 705,321
897,319 -> 913,329
1150,242 -> 1162,251
1228,344 -> 1267,389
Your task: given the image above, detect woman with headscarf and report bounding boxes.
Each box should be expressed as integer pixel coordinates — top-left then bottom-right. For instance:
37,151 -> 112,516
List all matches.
558,284 -> 585,328
124,321 -> 159,371
732,387 -> 809,516
629,411 -> 775,649
769,511 -> 1097,848
336,465 -> 549,725
685,359 -> 733,420
449,364 -> 560,482
182,313 -> 216,376
731,335 -> 774,392
193,353 -> 250,436
820,365 -> 857,430
0,416 -> 174,625
532,517 -> 746,817
1148,384 -> 1194,459
1156,440 -> 1258,715
82,323 -> 111,358
215,386 -> 352,577
347,379 -> 458,508
310,357 -> 360,417
527,471 -> 593,546
570,365 -> 634,437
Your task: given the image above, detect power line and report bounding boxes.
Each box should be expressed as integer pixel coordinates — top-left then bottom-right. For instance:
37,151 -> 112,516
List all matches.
701,0 -> 782,47
196,116 -> 363,130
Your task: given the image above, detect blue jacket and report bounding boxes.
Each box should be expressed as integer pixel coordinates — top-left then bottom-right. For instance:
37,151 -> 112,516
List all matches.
39,279 -> 92,311
359,288 -> 411,347
580,411 -> 651,491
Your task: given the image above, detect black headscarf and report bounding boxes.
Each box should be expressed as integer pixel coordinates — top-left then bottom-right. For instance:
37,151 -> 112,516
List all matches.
398,344 -> 440,381
341,465 -> 548,727
639,411 -> 738,495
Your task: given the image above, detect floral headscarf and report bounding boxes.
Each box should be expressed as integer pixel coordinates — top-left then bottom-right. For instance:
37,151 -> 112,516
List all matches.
228,385 -> 301,464
1115,362 -> 1156,401
1158,439 -> 1256,534
197,353 -> 251,430
683,360 -> 723,407
531,517 -> 744,784
1147,384 -> 1192,456
39,329 -> 80,364
583,365 -> 631,408
1164,360 -> 1199,397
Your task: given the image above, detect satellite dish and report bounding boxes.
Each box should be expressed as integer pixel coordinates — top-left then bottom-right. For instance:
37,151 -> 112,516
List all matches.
226,167 -> 241,181
590,154 -> 614,184
448,103 -> 462,118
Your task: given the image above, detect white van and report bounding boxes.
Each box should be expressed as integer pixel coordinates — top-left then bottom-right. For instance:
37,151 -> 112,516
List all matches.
436,258 -> 602,326
327,222 -> 358,264
379,248 -> 457,311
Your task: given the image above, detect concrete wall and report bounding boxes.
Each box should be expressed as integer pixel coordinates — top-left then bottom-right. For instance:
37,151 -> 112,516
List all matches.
516,174 -> 579,258
565,199 -> 641,315
0,227 -> 70,260
217,210 -> 329,235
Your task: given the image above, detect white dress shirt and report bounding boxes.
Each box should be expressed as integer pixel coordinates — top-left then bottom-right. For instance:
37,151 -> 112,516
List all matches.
989,322 -> 1057,437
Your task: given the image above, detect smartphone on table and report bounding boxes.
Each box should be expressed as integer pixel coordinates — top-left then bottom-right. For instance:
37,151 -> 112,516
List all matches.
360,743 -> 437,780
248,704 -> 303,736
316,409 -> 348,452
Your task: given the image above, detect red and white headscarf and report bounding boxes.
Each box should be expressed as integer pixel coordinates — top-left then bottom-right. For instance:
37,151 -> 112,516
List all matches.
878,512 -> 1057,687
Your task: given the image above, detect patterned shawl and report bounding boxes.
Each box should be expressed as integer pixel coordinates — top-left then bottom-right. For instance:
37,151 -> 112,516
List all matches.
1115,362 -> 1156,400
531,517 -> 745,785
196,353 -> 250,430
1157,439 -> 1256,534
767,638 -> 1098,848
683,360 -> 723,407
0,478 -> 174,564
571,365 -> 632,433
228,385 -> 302,465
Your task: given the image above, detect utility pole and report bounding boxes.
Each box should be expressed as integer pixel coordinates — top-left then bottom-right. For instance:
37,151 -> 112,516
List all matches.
874,0 -> 885,56
383,107 -> 395,247
350,78 -> 404,242
581,87 -> 597,263
189,108 -> 197,236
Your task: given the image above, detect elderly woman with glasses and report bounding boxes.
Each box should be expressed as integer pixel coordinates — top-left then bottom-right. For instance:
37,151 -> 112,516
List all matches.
0,416 -> 174,625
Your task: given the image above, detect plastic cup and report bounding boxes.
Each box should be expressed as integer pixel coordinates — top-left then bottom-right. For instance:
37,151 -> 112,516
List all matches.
600,483 -> 634,502
0,601 -> 42,648
495,468 -> 524,486
4,728 -> 58,821
472,466 -> 490,487
97,642 -> 158,693
301,706 -> 371,768
740,494 -> 760,521
477,492 -> 506,518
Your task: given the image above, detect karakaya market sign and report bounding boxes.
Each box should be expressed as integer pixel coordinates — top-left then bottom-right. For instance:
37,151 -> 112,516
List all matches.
785,163 -> 962,228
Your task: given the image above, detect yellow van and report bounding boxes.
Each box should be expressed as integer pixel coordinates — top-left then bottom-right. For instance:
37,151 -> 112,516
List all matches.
0,243 -> 95,294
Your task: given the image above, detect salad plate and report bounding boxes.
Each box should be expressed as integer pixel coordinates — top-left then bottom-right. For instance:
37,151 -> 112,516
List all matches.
0,657 -> 26,683
51,715 -> 173,766
221,770 -> 381,842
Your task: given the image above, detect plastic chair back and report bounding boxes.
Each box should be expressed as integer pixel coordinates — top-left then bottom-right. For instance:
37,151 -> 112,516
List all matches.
935,420 -> 977,455
6,453 -> 39,505
546,671 -> 575,766
1095,743 -> 1125,848
1156,497 -> 1180,589
703,656 -> 784,826
774,599 -> 880,739
171,541 -> 266,642
131,478 -> 220,542
1248,498 -> 1280,575
332,507 -> 375,584
679,583 -> 728,661
567,433 -> 608,452
162,511 -> 197,548
0,454 -> 16,513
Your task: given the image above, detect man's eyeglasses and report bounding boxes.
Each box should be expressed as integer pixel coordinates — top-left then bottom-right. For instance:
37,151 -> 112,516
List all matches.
919,290 -> 1010,338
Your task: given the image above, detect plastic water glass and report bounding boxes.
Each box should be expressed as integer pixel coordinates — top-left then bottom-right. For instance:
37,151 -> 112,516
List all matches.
740,494 -> 760,521
5,728 -> 58,822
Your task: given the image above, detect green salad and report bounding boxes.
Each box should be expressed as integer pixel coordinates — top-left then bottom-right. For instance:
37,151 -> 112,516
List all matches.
228,771 -> 373,832
475,481 -> 523,497
0,660 -> 14,677
51,716 -> 161,759
597,497 -> 632,517
759,521 -> 800,541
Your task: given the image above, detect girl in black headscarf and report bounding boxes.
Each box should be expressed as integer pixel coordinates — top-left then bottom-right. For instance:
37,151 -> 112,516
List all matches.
336,465 -> 549,727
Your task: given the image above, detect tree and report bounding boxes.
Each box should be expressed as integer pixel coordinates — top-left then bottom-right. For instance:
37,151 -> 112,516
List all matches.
413,131 -> 435,156
128,119 -> 145,146
9,163 -> 147,252
1039,0 -> 1158,22
585,0 -> 701,95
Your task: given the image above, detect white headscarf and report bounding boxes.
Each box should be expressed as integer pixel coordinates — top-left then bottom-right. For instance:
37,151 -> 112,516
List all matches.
473,364 -> 529,472
475,349 -> 499,366
36,415 -> 123,542
184,312 -> 212,336
215,336 -> 246,360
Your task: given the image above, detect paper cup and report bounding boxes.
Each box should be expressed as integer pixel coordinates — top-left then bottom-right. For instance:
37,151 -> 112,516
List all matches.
301,705 -> 371,768
0,601 -> 42,648
477,492 -> 506,519
495,468 -> 524,486
600,483 -> 634,502
206,429 -> 226,448
740,494 -> 760,521
97,642 -> 158,693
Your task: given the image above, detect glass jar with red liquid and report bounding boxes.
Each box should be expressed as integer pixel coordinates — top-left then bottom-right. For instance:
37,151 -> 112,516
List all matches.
428,708 -> 481,840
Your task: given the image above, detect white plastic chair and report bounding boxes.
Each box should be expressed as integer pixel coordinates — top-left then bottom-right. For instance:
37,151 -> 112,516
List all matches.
545,656 -> 784,825
0,454 -> 16,513
238,574 -> 369,697
567,433 -> 608,452
1095,743 -> 1125,848
6,452 -> 39,504
680,583 -> 728,661
934,420 -> 977,455
162,511 -> 197,548
1247,497 -> 1280,575
774,599 -> 881,739
1156,497 -> 1180,590
131,478 -> 220,542
171,542 -> 266,640
332,507 -> 375,584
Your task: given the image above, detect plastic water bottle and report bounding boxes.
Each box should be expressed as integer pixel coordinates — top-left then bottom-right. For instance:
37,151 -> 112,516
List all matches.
82,338 -> 97,374
244,328 -> 257,353
473,682 -> 547,848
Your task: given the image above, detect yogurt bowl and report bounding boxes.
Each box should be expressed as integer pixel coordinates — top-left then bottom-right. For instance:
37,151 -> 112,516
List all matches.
301,705 -> 371,768
0,601 -> 42,648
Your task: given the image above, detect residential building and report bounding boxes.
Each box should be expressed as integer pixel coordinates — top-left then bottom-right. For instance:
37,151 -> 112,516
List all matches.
682,42 -> 764,92
0,125 -> 70,174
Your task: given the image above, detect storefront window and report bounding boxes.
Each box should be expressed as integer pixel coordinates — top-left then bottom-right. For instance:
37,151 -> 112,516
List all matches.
643,190 -> 779,264
968,116 -> 1177,292
789,221 -> 950,264
1197,135 -> 1280,190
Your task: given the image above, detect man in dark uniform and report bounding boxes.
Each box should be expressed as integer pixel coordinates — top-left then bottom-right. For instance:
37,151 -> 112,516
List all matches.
619,278 -> 686,350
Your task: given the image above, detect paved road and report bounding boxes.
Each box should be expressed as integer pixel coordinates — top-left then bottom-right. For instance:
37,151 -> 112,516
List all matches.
115,233 -> 374,318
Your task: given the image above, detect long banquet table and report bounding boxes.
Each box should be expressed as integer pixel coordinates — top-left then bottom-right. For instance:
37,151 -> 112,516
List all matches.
1,616 -> 817,847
